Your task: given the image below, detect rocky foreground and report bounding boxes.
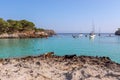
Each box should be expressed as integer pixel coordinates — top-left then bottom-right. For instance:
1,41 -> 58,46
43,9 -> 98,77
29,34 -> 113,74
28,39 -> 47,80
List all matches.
0,53 -> 120,80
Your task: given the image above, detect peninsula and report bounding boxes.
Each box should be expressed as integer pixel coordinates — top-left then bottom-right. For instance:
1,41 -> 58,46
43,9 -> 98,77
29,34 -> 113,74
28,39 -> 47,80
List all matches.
0,18 -> 55,38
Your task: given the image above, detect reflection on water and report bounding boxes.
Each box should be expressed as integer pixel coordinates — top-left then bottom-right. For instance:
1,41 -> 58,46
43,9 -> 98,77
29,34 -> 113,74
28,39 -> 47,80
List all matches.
89,37 -> 95,41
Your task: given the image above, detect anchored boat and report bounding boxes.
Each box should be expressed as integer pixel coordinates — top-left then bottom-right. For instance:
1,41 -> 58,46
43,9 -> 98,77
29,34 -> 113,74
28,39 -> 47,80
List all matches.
89,21 -> 96,39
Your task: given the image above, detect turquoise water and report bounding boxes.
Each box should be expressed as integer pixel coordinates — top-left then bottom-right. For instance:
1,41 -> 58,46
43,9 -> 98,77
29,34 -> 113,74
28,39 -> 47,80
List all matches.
0,33 -> 120,63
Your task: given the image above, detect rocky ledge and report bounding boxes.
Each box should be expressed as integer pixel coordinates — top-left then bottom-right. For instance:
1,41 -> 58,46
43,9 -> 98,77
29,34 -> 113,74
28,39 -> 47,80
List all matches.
0,53 -> 120,80
0,30 -> 55,38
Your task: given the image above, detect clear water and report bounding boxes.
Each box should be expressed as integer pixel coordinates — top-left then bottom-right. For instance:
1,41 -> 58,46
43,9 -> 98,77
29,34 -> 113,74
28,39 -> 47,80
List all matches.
0,33 -> 120,63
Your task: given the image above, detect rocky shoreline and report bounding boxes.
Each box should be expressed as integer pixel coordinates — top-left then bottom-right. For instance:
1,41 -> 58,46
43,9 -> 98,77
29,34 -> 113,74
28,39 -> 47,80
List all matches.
0,53 -> 120,80
0,30 -> 55,38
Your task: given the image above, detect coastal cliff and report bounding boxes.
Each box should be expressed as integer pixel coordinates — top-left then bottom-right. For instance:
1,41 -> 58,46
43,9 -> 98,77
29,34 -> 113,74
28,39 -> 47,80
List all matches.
0,30 -> 55,38
0,18 -> 55,38
0,53 -> 120,80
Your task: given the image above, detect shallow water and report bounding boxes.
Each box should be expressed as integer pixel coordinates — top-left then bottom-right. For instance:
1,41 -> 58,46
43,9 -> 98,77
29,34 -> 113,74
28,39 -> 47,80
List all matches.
0,33 -> 120,63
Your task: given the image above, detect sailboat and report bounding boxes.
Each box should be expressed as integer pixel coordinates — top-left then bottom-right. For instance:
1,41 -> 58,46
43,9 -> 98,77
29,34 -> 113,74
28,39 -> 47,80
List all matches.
89,31 -> 96,38
89,22 -> 96,39
79,33 -> 83,37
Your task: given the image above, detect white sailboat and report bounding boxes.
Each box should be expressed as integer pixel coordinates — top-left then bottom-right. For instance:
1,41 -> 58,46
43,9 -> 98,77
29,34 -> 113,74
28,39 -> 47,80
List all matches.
79,33 -> 83,37
89,31 -> 96,39
89,22 -> 96,39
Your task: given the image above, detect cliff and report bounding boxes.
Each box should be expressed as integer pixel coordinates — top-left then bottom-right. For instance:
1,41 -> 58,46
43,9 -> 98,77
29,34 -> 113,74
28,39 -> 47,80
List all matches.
0,30 -> 55,38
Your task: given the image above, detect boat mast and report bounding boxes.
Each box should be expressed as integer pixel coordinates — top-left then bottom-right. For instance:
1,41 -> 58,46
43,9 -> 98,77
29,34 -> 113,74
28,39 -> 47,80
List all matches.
92,20 -> 95,33
98,27 -> 101,36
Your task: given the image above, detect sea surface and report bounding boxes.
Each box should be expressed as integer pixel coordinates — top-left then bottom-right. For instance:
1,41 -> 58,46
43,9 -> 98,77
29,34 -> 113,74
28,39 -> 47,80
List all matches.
0,33 -> 120,63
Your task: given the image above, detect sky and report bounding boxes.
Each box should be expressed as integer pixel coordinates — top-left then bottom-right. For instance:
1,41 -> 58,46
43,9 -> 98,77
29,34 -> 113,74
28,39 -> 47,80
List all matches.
0,0 -> 120,33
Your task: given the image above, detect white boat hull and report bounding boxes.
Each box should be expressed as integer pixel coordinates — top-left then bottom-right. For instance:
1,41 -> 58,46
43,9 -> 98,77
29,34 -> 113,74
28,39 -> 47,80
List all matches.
79,34 -> 83,37
89,35 -> 96,39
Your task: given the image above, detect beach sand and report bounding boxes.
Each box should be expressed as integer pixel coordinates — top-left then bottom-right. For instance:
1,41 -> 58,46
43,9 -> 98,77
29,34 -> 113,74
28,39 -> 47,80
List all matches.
0,53 -> 120,80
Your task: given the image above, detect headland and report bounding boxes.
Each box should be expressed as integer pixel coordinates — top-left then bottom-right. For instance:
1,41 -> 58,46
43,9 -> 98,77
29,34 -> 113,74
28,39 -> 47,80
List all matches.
0,18 -> 55,38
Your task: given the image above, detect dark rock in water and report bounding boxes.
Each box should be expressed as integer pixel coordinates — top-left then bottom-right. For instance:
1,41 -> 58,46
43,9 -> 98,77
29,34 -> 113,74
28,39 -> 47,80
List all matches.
115,28 -> 120,35
64,54 -> 76,59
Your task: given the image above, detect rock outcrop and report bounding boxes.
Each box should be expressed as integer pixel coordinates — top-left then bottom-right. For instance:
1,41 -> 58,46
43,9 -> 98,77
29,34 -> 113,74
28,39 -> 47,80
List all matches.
0,30 -> 55,38
0,53 -> 120,80
115,28 -> 120,35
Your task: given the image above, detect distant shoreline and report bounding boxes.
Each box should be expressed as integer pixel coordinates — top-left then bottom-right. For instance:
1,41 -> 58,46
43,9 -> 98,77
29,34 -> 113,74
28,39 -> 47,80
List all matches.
0,30 -> 55,39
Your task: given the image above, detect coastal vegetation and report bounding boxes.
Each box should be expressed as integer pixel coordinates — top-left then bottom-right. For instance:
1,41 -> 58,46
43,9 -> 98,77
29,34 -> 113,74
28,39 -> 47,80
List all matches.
0,18 -> 45,34
0,18 -> 55,38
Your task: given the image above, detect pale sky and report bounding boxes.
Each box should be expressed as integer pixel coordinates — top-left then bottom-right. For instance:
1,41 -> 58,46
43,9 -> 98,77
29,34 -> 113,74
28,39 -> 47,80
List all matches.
0,0 -> 120,33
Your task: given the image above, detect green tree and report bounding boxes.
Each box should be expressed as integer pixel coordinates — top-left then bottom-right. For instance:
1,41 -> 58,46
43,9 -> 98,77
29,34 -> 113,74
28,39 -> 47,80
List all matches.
7,19 -> 23,32
0,18 -> 43,34
0,18 -> 10,33
20,20 -> 35,31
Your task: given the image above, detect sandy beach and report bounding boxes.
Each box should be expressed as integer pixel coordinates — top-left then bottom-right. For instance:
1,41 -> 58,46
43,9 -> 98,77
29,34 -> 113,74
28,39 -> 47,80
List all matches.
0,53 -> 120,80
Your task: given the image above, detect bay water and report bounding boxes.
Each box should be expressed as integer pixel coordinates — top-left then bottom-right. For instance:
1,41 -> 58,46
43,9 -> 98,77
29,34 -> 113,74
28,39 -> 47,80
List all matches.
0,33 -> 120,63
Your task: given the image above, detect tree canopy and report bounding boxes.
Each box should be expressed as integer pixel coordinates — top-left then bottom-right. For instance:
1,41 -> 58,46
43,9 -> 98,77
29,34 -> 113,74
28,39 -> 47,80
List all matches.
0,18 -> 43,34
